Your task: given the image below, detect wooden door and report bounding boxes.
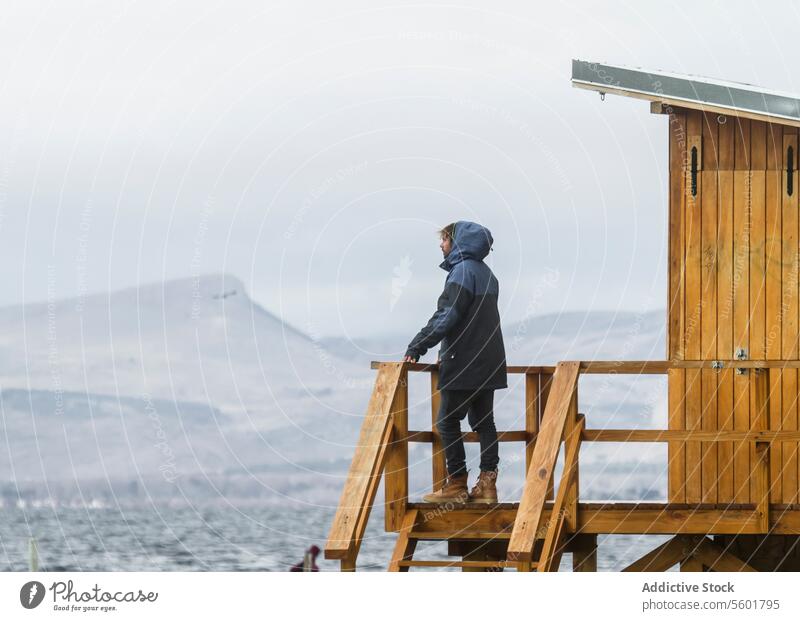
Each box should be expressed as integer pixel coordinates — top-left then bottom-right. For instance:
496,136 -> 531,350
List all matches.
667,110 -> 800,505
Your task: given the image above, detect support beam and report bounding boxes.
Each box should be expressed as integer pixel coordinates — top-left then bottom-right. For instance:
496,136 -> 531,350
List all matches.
571,534 -> 598,572
623,536 -> 692,572
694,538 -> 758,572
680,556 -> 705,572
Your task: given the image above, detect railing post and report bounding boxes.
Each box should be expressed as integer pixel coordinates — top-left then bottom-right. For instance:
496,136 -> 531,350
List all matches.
430,368 -> 446,491
753,367 -> 770,532
385,365 -> 409,531
525,373 -> 540,474
541,372 -> 555,501
565,383 -> 580,533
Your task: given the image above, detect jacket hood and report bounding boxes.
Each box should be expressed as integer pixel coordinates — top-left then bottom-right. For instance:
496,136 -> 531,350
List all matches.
439,220 -> 494,271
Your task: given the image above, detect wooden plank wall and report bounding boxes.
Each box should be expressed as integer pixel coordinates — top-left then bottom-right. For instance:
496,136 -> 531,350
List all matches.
668,109 -> 800,505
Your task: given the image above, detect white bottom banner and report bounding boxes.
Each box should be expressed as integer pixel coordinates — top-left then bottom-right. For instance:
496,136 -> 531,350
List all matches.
0,572 -> 797,620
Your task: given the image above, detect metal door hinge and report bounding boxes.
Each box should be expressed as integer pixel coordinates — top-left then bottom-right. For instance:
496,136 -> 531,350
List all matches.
735,348 -> 748,375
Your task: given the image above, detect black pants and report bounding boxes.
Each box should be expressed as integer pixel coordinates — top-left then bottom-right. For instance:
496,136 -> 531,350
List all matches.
437,388 -> 499,477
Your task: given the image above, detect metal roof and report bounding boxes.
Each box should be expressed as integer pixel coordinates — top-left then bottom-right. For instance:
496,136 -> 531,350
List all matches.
571,59 -> 800,127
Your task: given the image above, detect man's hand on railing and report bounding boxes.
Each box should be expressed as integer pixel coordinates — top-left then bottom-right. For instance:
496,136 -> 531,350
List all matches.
402,356 -> 441,364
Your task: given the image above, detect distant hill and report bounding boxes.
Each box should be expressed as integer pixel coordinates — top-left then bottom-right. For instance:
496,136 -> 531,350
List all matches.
0,274 -> 371,507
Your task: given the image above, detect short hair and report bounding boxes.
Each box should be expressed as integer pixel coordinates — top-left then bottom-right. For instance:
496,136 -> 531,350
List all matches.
437,222 -> 456,240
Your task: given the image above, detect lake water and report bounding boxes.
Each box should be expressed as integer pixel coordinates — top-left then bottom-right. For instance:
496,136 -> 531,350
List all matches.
0,505 -> 671,571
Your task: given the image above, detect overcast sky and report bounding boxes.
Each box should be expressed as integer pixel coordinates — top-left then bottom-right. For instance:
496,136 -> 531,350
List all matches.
1,0 -> 797,337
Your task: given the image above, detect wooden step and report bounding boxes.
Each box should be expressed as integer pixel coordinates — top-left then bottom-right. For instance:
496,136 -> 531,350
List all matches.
397,559 -> 533,569
409,530 -> 511,540
388,508 -> 527,572
411,501 -> 519,510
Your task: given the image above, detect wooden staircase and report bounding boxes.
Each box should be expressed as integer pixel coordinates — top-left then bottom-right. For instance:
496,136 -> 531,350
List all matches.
325,360 -> 586,571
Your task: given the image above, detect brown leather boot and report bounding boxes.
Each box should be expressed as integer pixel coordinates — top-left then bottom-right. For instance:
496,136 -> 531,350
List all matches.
469,470 -> 498,504
422,473 -> 469,504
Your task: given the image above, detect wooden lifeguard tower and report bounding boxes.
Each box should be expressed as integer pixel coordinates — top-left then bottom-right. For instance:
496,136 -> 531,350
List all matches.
324,60 -> 800,572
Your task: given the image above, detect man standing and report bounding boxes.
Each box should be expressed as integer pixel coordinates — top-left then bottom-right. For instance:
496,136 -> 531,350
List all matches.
404,221 -> 507,504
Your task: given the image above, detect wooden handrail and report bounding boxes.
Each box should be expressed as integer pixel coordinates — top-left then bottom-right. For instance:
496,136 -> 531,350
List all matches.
324,362 -> 406,570
580,360 -> 800,372
582,429 -> 800,442
507,361 -> 581,562
372,359 -> 800,374
370,361 -> 557,373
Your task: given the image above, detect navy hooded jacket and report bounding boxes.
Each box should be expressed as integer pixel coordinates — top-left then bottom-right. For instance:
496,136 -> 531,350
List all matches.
405,221 -> 508,391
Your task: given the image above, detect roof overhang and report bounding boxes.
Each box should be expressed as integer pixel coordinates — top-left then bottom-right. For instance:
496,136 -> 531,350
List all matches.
571,59 -> 800,128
